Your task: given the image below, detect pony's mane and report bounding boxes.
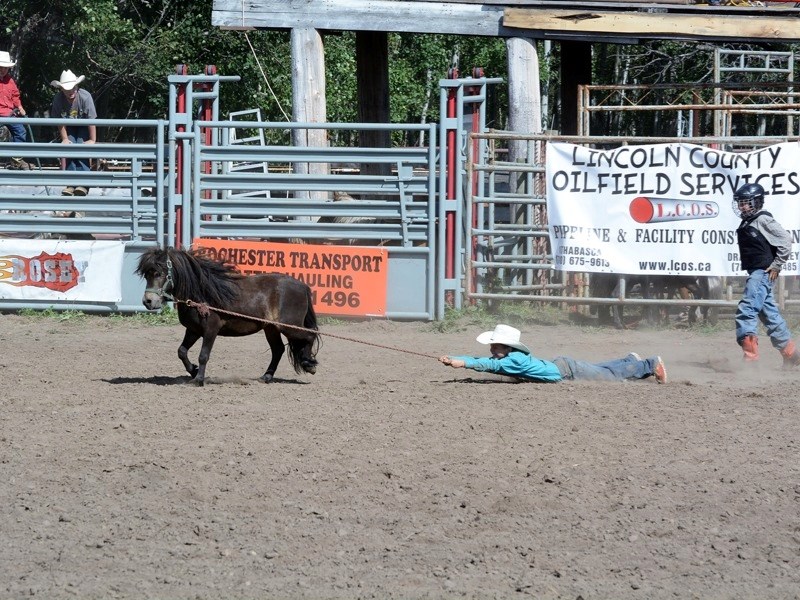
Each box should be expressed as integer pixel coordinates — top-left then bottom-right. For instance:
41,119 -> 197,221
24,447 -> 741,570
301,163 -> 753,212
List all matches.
168,248 -> 242,307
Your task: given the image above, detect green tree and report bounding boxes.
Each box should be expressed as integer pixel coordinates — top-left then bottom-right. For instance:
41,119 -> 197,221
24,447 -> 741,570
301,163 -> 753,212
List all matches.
1,0 -> 513,142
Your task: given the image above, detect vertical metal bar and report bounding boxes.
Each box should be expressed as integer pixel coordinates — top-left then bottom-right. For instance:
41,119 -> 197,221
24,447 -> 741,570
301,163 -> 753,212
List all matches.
181,135 -> 192,248
191,127 -> 201,247
437,85 -> 449,319
465,132 -> 475,308
156,120 -> 166,247
453,84 -> 465,310
713,50 -> 722,137
397,162 -> 410,246
427,124 -> 438,320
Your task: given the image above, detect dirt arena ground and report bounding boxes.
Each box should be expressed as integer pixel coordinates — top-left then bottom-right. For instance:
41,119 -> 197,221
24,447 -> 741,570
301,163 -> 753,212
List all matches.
1,313 -> 799,599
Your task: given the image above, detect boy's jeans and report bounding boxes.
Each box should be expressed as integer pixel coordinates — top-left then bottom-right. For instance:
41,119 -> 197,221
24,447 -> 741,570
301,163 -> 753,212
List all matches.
735,269 -> 792,351
553,354 -> 656,381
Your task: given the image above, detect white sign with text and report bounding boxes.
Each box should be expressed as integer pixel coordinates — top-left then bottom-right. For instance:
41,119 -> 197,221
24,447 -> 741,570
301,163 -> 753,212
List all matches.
0,239 -> 124,301
546,141 -> 800,276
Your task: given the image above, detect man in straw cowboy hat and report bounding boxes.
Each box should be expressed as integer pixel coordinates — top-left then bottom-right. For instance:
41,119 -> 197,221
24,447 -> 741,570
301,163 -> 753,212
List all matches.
0,50 -> 31,170
50,69 -> 97,196
439,323 -> 667,383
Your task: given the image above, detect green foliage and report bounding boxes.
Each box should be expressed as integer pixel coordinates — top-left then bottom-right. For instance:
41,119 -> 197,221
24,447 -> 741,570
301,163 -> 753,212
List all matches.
317,316 -> 348,327
17,308 -> 87,321
1,0 -> 516,137
430,301 -> 571,333
7,0 -> 783,141
430,306 -> 492,333
16,306 -> 179,325
324,32 -> 358,126
690,320 -> 728,336
587,39 -> 798,136
108,305 -> 181,326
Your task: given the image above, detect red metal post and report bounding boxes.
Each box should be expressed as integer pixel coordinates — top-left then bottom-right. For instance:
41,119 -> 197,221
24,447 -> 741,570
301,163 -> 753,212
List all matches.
201,65 -> 216,221
174,64 -> 188,246
445,68 -> 459,306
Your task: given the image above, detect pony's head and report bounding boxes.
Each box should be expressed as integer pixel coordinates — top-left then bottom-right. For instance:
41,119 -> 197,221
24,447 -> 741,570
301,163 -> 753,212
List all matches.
136,247 -> 241,311
136,247 -> 173,310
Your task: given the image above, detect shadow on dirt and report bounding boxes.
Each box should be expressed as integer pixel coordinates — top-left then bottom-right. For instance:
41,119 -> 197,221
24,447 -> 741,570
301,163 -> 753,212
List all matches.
103,375 -> 311,386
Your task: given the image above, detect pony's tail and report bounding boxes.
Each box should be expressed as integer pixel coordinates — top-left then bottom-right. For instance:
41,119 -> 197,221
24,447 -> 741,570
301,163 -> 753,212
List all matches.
288,287 -> 321,374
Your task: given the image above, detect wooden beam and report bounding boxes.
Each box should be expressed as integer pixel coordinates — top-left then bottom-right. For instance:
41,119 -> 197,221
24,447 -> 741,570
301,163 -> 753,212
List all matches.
212,0 -> 511,37
213,0 -> 800,42
322,0 -> 694,5
504,7 -> 800,41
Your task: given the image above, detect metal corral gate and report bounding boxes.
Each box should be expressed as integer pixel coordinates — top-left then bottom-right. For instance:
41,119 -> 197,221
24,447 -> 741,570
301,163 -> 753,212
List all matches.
0,71 -> 498,320
183,121 -> 440,320
463,132 -> 800,317
0,118 -> 440,318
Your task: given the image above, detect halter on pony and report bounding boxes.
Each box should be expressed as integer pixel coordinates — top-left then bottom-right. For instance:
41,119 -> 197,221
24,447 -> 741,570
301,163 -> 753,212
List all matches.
144,256 -> 175,300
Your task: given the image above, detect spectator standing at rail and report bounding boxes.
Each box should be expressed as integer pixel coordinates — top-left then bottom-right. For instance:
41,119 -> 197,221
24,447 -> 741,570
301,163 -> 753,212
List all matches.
50,69 -> 96,196
733,182 -> 800,367
439,323 -> 667,383
0,50 -> 31,170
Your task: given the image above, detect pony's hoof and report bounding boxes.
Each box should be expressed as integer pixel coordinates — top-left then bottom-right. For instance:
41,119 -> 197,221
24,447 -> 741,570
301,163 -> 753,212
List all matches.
259,373 -> 274,383
185,377 -> 204,387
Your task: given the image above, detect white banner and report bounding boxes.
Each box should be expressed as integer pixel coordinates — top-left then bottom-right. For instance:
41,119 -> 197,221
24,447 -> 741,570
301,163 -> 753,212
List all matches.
0,240 -> 124,301
546,141 -> 800,276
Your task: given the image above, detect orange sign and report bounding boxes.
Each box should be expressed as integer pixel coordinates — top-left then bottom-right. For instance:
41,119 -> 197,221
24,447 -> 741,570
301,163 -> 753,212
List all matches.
193,238 -> 388,317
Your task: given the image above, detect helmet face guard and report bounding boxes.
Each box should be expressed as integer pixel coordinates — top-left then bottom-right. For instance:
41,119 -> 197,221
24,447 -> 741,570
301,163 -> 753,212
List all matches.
733,183 -> 765,218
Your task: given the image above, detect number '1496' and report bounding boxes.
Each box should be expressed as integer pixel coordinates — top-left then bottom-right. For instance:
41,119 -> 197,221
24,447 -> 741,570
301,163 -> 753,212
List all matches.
311,290 -> 361,308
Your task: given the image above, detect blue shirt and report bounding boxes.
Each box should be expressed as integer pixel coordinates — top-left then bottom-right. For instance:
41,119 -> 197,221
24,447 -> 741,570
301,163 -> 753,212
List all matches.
451,351 -> 562,382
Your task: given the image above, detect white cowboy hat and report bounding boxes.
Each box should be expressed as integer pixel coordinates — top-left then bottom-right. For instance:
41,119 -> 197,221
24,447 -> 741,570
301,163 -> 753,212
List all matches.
51,69 -> 86,91
0,51 -> 16,68
476,324 -> 531,354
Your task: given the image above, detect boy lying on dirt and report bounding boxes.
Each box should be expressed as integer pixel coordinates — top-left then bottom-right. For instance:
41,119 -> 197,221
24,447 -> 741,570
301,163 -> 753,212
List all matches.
439,323 -> 667,383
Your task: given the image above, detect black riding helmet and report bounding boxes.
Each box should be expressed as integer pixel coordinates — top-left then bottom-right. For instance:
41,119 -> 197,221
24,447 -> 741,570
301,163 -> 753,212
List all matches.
732,182 -> 765,218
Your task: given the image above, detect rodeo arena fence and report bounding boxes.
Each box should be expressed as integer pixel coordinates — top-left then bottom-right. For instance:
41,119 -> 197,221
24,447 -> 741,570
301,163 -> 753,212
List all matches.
2,69 -> 800,323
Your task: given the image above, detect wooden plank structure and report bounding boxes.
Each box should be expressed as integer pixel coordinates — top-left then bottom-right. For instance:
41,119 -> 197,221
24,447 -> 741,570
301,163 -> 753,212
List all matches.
211,0 -> 800,135
213,0 -> 800,42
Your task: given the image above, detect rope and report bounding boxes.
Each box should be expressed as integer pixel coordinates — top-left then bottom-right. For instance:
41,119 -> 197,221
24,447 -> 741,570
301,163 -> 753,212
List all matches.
243,31 -> 292,122
177,298 -> 440,360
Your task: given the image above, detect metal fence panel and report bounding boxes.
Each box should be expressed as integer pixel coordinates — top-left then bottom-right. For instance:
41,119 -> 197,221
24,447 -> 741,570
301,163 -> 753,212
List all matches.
464,132 -> 800,321
0,117 -> 167,312
189,122 -> 440,320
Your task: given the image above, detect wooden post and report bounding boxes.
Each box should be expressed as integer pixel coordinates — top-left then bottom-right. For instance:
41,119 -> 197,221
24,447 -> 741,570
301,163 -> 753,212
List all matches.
506,37 -> 542,164
291,27 -> 328,201
559,40 -> 592,135
507,37 -> 544,292
356,31 -> 391,177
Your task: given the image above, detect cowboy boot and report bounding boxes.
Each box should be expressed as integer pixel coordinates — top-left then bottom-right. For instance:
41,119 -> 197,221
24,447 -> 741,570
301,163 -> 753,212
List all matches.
740,335 -> 759,361
780,340 -> 800,368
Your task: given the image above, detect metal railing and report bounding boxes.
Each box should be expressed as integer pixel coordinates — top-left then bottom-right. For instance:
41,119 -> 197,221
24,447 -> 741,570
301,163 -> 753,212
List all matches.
464,131 -> 800,320
0,116 -> 166,242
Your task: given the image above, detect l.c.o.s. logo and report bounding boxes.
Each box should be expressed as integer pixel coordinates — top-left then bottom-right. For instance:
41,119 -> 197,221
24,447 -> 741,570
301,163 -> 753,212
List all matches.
0,252 -> 81,292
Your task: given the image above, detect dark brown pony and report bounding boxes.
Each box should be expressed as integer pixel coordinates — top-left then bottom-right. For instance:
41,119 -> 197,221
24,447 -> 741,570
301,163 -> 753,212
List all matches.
136,247 -> 320,386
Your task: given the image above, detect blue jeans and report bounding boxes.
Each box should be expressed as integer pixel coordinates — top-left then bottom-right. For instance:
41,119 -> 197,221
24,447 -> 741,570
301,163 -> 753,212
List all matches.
65,131 -> 90,172
553,354 -> 657,381
735,269 -> 792,351
6,122 -> 27,143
